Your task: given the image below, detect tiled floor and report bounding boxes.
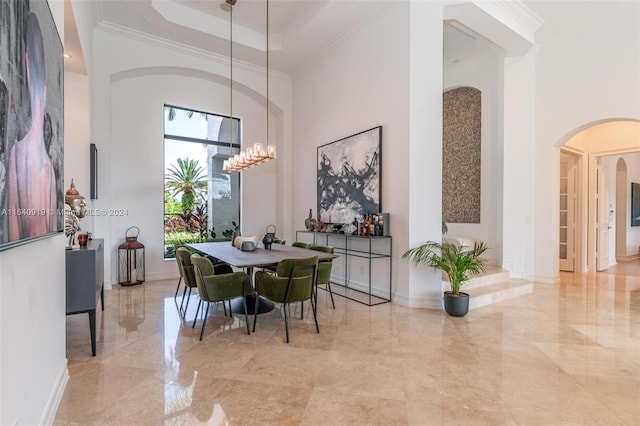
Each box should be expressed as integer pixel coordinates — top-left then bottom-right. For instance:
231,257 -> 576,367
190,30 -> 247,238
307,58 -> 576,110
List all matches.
55,260 -> 640,425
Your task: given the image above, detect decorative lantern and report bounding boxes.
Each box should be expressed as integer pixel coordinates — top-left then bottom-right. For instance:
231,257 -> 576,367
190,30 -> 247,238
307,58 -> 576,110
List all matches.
118,226 -> 145,286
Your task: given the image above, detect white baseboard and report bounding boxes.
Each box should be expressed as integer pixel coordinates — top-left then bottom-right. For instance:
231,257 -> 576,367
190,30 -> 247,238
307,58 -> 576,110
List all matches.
617,253 -> 640,262
41,360 -> 69,425
330,276 -> 391,300
392,292 -> 442,309
145,271 -> 179,282
105,272 -> 179,290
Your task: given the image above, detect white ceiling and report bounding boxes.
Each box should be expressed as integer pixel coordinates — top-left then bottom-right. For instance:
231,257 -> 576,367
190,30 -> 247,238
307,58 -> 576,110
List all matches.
64,0 -> 490,76
64,0 -> 398,75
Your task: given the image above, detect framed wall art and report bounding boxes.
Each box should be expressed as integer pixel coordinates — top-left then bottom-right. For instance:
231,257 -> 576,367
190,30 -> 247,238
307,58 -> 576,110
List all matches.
90,143 -> 98,199
632,182 -> 640,227
0,0 -> 64,251
317,126 -> 381,225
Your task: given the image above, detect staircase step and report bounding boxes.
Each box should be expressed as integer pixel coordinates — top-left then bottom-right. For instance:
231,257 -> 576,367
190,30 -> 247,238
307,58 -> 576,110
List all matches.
466,279 -> 534,310
442,266 -> 510,291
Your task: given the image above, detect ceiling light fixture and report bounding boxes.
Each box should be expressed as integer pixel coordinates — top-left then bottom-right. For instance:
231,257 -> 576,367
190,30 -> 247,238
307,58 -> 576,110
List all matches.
223,0 -> 276,172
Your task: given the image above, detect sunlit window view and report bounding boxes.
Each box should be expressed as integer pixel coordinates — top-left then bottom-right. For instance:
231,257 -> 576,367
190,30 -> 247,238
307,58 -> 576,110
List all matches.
163,105 -> 241,258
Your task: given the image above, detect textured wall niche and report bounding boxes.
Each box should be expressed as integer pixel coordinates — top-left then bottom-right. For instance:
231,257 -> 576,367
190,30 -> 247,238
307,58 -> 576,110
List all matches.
442,87 -> 481,224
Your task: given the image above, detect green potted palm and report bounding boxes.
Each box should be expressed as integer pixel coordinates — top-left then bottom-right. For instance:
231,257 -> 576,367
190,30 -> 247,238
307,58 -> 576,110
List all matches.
403,240 -> 488,317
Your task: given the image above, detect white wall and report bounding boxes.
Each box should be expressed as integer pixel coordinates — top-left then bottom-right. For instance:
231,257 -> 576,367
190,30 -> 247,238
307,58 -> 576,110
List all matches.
0,3 -> 69,425
0,235 -> 67,425
292,2 -> 412,302
530,0 -> 640,281
292,2 -> 445,306
91,27 -> 291,285
408,2 -> 445,307
64,71 -> 93,234
444,49 -> 504,266
502,51 -> 537,280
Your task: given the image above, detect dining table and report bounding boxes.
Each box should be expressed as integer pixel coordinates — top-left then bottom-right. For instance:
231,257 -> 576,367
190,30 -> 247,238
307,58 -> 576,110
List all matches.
187,241 -> 338,314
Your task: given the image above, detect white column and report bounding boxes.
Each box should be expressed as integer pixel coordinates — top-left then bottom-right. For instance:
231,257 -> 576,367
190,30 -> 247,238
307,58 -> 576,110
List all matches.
502,50 -> 538,280
91,30 -> 113,287
406,1 -> 444,308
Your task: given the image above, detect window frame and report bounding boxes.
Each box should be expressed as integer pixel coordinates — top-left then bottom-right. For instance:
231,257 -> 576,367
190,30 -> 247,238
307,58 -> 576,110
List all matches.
163,104 -> 242,258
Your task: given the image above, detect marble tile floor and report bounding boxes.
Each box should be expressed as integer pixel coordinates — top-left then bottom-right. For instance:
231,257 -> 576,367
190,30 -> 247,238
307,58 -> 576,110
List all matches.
55,262 -> 640,425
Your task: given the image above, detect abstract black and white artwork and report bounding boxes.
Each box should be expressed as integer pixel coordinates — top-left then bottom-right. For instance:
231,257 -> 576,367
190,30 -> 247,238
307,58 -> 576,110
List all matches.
317,126 -> 381,225
0,0 -> 64,250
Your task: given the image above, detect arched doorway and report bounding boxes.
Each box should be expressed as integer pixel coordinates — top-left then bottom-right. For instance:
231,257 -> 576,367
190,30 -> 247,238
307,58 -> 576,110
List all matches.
560,120 -> 640,272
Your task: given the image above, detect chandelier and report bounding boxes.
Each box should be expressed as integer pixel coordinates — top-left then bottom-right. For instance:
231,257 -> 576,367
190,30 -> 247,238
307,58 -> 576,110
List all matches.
223,0 -> 276,172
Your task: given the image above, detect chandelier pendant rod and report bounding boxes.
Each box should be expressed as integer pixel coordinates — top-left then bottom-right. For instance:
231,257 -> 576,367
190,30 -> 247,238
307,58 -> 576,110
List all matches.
266,0 -> 269,154
223,0 -> 275,172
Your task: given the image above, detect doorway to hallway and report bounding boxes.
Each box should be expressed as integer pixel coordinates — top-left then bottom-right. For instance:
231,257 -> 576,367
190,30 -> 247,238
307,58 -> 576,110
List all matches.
559,152 -> 577,272
559,120 -> 640,274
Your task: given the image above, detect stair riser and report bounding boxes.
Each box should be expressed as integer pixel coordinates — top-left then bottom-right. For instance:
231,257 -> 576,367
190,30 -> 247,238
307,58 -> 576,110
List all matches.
468,283 -> 534,310
442,271 -> 511,291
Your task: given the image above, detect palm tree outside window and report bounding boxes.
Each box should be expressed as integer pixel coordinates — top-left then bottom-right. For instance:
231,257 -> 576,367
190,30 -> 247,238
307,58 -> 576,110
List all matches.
163,105 -> 241,258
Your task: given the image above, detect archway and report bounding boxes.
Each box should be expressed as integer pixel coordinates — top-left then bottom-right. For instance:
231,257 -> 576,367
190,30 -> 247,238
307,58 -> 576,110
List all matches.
561,119 -> 640,272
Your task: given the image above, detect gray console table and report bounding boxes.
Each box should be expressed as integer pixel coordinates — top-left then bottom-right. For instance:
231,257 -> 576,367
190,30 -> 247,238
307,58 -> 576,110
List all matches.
65,238 -> 104,356
296,231 -> 392,306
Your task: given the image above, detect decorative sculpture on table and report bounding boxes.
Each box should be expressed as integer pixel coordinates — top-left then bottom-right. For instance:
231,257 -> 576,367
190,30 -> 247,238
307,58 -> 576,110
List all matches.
304,209 -> 317,231
64,179 -> 87,249
64,213 -> 79,248
262,224 -> 276,249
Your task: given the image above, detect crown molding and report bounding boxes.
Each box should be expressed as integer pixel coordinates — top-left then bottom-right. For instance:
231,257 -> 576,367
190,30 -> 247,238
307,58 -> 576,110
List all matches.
444,1 -> 543,56
96,21 -> 291,82
150,0 -> 283,52
474,1 -> 544,42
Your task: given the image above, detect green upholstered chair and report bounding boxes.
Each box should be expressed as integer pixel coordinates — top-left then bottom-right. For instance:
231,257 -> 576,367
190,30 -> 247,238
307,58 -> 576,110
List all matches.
190,255 -> 253,340
292,241 -> 310,249
176,246 -> 235,317
308,244 -> 335,308
173,246 -> 185,300
176,247 -> 198,318
253,256 -> 319,343
262,240 -> 301,273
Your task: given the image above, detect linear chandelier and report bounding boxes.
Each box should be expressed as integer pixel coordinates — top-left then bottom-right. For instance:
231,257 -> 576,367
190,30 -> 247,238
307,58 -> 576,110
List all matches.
223,0 -> 276,172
